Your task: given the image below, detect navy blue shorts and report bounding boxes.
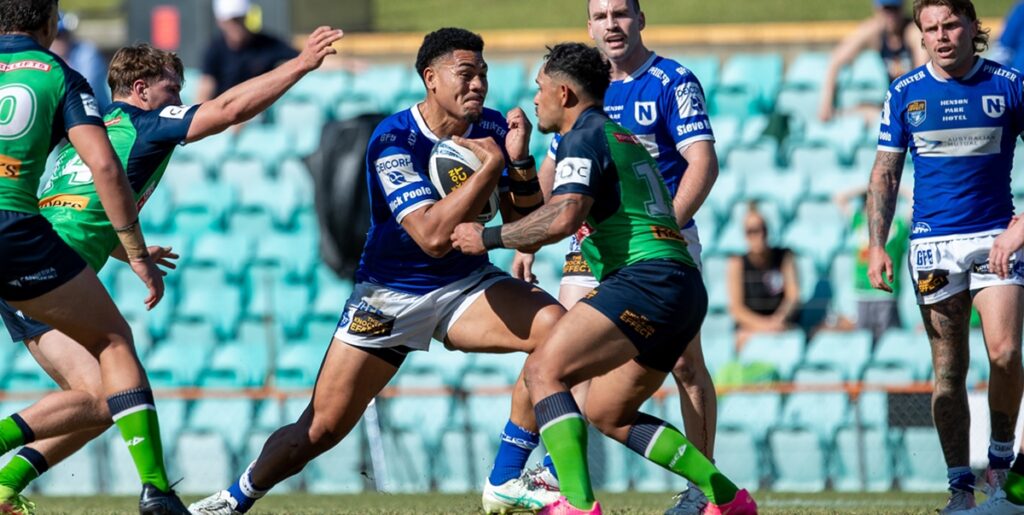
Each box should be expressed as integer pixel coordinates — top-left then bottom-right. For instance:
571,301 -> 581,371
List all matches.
0,210 -> 86,302
0,298 -> 52,342
580,259 -> 708,373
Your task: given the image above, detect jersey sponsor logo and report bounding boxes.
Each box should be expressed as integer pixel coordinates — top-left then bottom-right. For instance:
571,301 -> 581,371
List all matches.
912,127 -> 1002,157
619,309 -> 656,338
973,257 -> 1024,277
575,222 -> 595,242
982,95 -> 1007,118
676,121 -> 708,137
0,154 -> 21,179
650,225 -> 685,242
563,252 -> 592,276
159,105 -> 190,120
80,93 -> 99,118
912,222 -> 932,235
10,267 -> 57,286
477,119 -> 508,138
375,154 -> 417,196
104,116 -> 122,127
881,92 -> 892,125
38,193 -> 90,210
635,101 -> 657,126
553,157 -> 593,189
347,308 -> 396,337
894,70 -> 926,93
984,64 -> 1019,82
388,185 -> 434,212
916,269 -> 949,295
675,82 -> 706,118
879,131 -> 893,142
379,133 -> 397,144
613,132 -> 640,145
0,61 -> 51,73
907,100 -> 927,127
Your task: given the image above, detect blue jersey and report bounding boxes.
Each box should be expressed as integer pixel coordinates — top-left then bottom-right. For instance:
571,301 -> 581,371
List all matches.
549,53 -> 714,229
878,59 -> 1024,239
357,105 -> 509,293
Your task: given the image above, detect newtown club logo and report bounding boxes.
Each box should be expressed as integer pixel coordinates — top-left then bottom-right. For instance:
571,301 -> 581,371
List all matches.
982,95 -> 1006,118
907,100 -> 927,127
634,101 -> 657,126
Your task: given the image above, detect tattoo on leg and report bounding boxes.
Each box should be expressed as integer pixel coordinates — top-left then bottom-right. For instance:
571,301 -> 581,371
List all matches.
922,293 -> 972,466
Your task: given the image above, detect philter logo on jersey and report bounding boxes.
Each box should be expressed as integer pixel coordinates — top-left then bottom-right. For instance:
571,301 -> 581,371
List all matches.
916,269 -> 949,295
159,105 -> 190,120
982,95 -> 1006,118
635,101 -> 657,126
38,193 -> 90,210
347,308 -> 396,337
0,154 -> 21,179
554,158 -> 592,189
907,100 -> 927,127
80,93 -> 100,118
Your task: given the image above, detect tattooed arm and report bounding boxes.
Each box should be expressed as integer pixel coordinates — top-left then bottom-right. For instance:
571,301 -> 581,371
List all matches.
450,193 -> 592,255
866,150 -> 906,292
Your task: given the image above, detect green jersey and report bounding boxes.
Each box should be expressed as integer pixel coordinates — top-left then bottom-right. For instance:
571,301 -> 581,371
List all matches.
551,108 -> 695,281
39,102 -> 197,270
0,35 -> 103,214
853,210 -> 909,297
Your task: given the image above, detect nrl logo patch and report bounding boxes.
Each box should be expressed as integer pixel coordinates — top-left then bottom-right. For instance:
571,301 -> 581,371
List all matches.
907,100 -> 927,127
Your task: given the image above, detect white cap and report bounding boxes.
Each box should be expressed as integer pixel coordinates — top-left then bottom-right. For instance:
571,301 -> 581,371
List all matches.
214,0 -> 250,21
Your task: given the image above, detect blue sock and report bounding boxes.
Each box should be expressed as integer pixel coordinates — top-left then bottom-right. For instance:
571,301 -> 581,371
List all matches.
948,466 -> 975,492
990,439 -> 1015,469
543,453 -> 558,479
489,420 -> 539,485
226,461 -> 269,513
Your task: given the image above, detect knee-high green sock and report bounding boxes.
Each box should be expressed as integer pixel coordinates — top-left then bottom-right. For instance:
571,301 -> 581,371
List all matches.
625,412 -> 738,505
535,392 -> 594,510
1005,454 -> 1024,504
108,388 -> 169,491
0,447 -> 48,493
0,414 -> 34,455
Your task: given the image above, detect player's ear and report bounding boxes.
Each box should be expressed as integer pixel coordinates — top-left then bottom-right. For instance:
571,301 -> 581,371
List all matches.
559,83 -> 572,108
423,67 -> 437,93
132,79 -> 149,101
638,10 -> 646,31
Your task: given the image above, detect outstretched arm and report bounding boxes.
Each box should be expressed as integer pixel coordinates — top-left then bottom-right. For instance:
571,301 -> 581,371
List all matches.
185,26 -> 343,143
451,193 -> 591,255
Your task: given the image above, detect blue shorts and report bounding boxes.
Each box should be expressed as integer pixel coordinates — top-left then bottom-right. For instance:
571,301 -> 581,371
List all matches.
580,259 -> 707,373
0,298 -> 52,342
0,210 -> 86,302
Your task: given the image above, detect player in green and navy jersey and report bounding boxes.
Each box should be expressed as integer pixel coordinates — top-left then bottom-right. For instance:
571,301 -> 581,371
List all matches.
0,1 -> 193,513
452,43 -> 756,515
0,27 -> 342,514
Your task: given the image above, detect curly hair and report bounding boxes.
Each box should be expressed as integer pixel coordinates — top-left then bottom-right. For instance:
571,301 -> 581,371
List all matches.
913,0 -> 990,53
107,44 -> 184,98
542,43 -> 611,103
0,0 -> 58,34
415,27 -> 484,82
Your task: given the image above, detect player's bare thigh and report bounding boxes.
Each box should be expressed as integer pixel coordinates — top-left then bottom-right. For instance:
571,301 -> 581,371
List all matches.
305,338 -> 401,437
558,282 -> 593,310
25,329 -> 105,397
973,284 -> 1024,361
585,359 -> 668,442
445,278 -> 564,354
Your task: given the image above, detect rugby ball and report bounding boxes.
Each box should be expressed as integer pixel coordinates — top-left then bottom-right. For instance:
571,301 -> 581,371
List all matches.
428,138 -> 499,223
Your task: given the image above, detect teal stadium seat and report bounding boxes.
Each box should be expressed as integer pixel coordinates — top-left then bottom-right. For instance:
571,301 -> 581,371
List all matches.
872,329 -> 932,380
692,207 -> 719,256
190,232 -> 254,280
113,267 -> 177,338
701,254 -> 728,313
788,145 -> 842,176
36,437 -> 102,495
145,334 -> 213,387
345,64 -> 410,114
769,428 -> 827,492
245,265 -> 312,334
200,342 -> 269,388
718,392 -> 783,442
153,396 -> 188,453
792,364 -> 844,385
800,116 -> 866,163
738,115 -> 772,147
803,330 -> 872,380
218,155 -> 268,191
279,158 -> 315,207
235,124 -> 294,162
710,115 -> 740,157
171,179 -> 234,234
174,431 -> 233,494
273,98 -> 327,157
178,130 -> 233,169
775,52 -> 830,121
712,53 -> 782,116
738,330 -> 804,380
180,68 -> 201,104
485,61 -> 526,113
162,158 -> 207,198
832,425 -> 894,491
283,70 -> 349,110
899,427 -> 949,491
701,170 -> 743,223
675,55 -> 720,92
188,398 -> 254,453
829,254 -> 858,322
837,52 -> 890,109
274,341 -> 325,389
779,392 -> 849,442
255,232 -> 318,281
3,346 -> 57,391
178,266 -> 242,338
784,201 -> 845,266
227,209 -> 276,239
312,267 -> 354,320
306,421 -> 368,493
726,144 -> 778,173
402,350 -> 470,388
713,427 -> 762,491
743,169 -> 806,221
140,183 -> 175,233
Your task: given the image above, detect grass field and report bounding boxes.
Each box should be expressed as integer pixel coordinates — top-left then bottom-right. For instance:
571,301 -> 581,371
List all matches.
26,491 -> 954,514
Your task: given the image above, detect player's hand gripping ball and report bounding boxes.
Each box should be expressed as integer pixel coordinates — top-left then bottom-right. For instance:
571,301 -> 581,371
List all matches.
428,138 -> 499,223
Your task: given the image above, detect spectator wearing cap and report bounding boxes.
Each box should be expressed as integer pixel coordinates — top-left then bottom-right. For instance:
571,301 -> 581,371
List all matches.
196,0 -> 299,102
818,0 -> 928,122
49,12 -> 110,110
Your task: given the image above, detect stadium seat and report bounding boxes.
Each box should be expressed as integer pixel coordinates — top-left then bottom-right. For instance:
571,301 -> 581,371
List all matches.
837,52 -> 890,109
346,64 -> 411,113
274,341 -> 326,389
701,170 -> 743,223
727,144 -> 778,172
784,206 -> 844,267
828,254 -> 858,321
485,61 -> 526,113
312,275 -> 355,321
743,169 -> 807,219
713,53 -> 783,116
105,431 -> 151,495
402,350 -> 471,388
306,421 -> 368,493
692,207 -> 719,256
174,432 -> 234,494
709,115 -> 741,158
227,209 -> 276,239
803,330 -> 872,380
788,145 -> 842,175
769,427 -> 827,492
179,131 -> 233,169
171,179 -> 234,233
279,158 -> 315,207
738,330 -> 805,380
792,365 -> 844,385
800,116 -> 867,163
188,398 -> 254,453
775,52 -> 830,121
245,265 -> 312,334
254,232 -> 319,281
145,337 -> 212,387
738,115 -> 772,147
872,328 -> 932,380
180,67 -> 202,104
899,427 -> 950,492
153,397 -> 188,451
718,392 -> 783,442
807,167 -> 866,199
674,55 -> 720,92
243,429 -> 300,493
779,392 -> 849,442
3,346 -> 58,391
283,70 -> 349,109
700,254 -> 729,313
200,342 -> 270,388
712,427 -> 763,491
190,232 -> 255,280
832,425 -> 894,492
163,158 -> 208,198
381,424 -> 434,493
36,437 -> 102,495
141,181 -> 176,234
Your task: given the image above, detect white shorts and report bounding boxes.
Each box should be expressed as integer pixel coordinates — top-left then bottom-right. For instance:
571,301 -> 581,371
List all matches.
908,229 -> 1024,305
560,224 -> 703,289
334,265 -> 511,350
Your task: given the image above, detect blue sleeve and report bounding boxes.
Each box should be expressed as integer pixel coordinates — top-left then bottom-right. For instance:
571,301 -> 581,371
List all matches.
61,67 -> 103,131
144,104 -> 200,146
551,130 -> 605,198
369,137 -> 440,223
664,69 -> 714,152
878,83 -> 909,152
546,133 -> 562,161
1001,2 -> 1024,51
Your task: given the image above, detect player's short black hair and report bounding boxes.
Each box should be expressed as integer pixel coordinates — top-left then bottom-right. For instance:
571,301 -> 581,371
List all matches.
542,43 -> 611,103
584,0 -> 641,16
0,0 -> 58,34
415,27 -> 485,82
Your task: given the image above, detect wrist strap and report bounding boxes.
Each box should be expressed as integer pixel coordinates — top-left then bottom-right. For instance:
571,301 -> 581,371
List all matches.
509,177 -> 541,196
511,156 -> 536,170
114,220 -> 150,260
482,226 -> 504,250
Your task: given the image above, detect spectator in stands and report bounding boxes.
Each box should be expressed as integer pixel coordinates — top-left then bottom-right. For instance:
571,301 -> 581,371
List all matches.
196,0 -> 299,102
818,0 -> 928,123
834,186 -> 909,341
727,203 -> 801,351
49,12 -> 110,110
994,1 -> 1024,71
